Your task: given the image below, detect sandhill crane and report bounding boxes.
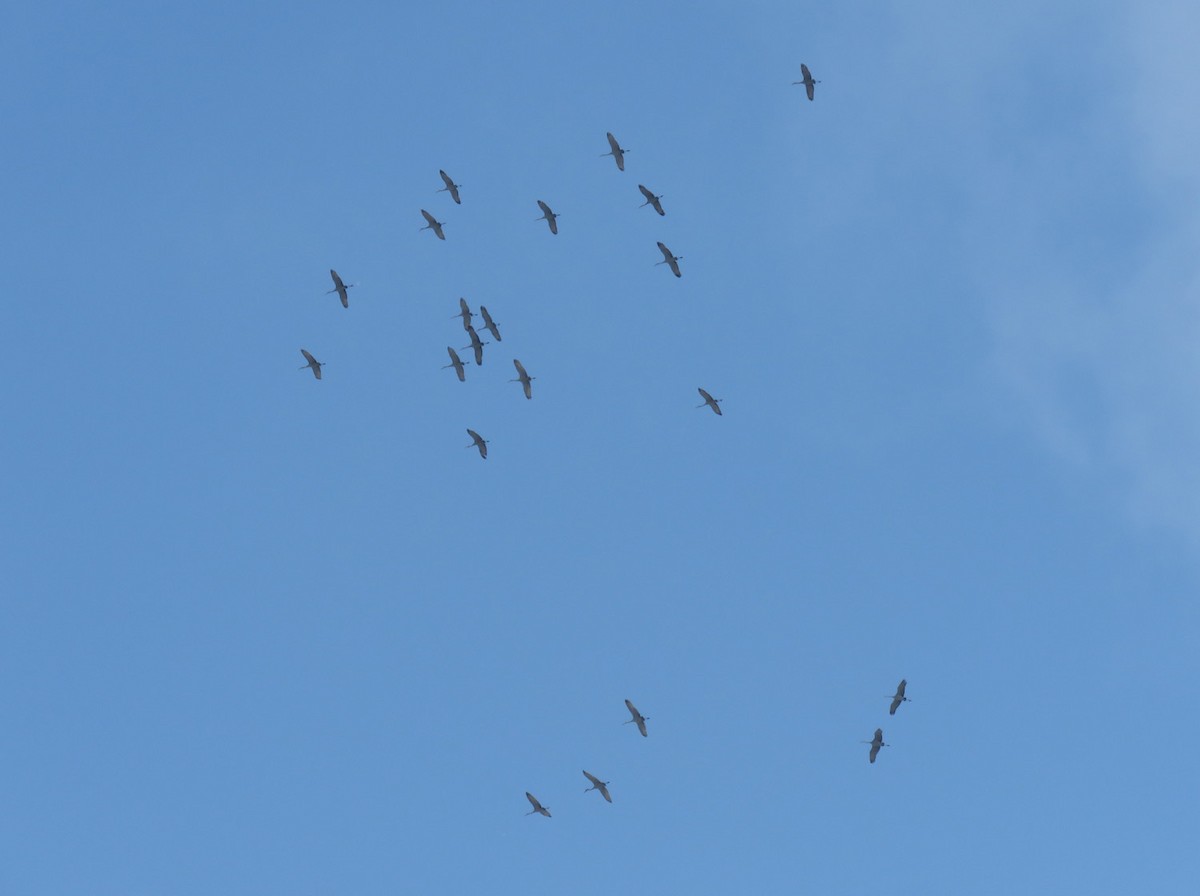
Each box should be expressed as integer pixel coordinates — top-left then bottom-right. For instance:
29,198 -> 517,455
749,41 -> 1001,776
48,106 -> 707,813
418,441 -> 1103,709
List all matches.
638,184 -> 665,216
696,388 -> 722,416
327,269 -> 354,308
583,770 -> 612,803
442,347 -> 467,382
480,305 -> 502,342
437,169 -> 462,204
509,359 -> 534,399
656,241 -> 682,278
536,200 -> 559,235
602,132 -> 627,171
420,209 -> 446,240
862,728 -> 888,764
888,679 -> 910,716
466,429 -> 489,459
793,63 -> 820,101
624,699 -> 648,737
462,325 -> 489,366
525,792 -> 551,817
299,349 -> 323,380
455,297 -> 473,331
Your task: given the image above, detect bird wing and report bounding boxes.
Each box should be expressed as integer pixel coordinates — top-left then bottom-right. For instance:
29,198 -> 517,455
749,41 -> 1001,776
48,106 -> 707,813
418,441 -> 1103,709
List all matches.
657,241 -> 673,261
801,63 -> 811,80
869,743 -> 879,763
897,679 -> 907,698
459,297 -> 470,315
548,217 -> 558,234
625,698 -> 639,717
636,717 -> 647,736
599,783 -> 612,802
639,184 -> 653,200
421,208 -> 436,225
513,359 -> 527,378
440,169 -> 454,188
607,132 -> 621,154
525,792 -> 541,810
698,388 -> 713,403
583,770 -> 600,786
538,200 -> 551,215
668,257 -> 681,277
473,343 -> 483,366
889,696 -> 901,715
480,306 -> 493,325
523,379 -> 531,400
330,269 -> 343,289
651,196 -> 664,215
447,346 -> 460,364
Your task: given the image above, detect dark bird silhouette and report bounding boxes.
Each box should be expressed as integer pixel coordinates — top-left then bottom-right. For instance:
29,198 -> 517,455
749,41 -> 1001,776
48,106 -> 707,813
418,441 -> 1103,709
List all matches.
656,241 -> 682,278
525,792 -> 550,817
437,169 -> 462,204
466,429 -> 489,460
888,679 -> 910,716
583,770 -> 612,803
480,305 -> 502,342
536,200 -> 559,235
455,297 -> 474,331
602,132 -> 627,171
863,728 -> 888,764
793,63 -> 820,101
624,699 -> 648,737
442,347 -> 467,382
420,209 -> 446,240
327,269 -> 353,308
696,388 -> 723,416
509,359 -> 534,399
462,325 -> 489,366
299,349 -> 323,380
638,184 -> 665,216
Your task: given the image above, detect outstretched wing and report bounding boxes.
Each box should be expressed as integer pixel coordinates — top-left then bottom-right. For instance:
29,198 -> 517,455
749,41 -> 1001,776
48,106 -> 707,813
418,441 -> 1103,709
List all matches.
657,241 -> 673,262
606,131 -> 625,170
525,792 -> 541,811
439,169 -> 462,203
421,208 -> 437,226
889,696 -> 901,715
513,359 -> 528,379
583,770 -> 601,786
801,64 -> 815,101
598,782 -> 612,802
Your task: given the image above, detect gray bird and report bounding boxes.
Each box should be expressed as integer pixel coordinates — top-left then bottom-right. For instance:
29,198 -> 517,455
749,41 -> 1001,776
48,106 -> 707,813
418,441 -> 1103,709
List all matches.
420,209 -> 446,240
624,699 -> 648,737
638,184 -> 665,216
888,680 -> 910,716
536,200 -> 559,235
462,325 -> 489,366
656,241 -> 682,278
437,169 -> 462,204
863,728 -> 888,764
299,349 -> 323,380
442,347 -> 467,382
327,269 -> 353,308
509,359 -> 534,399
455,297 -> 474,331
479,305 -> 502,342
466,429 -> 489,460
525,792 -> 550,817
696,388 -> 722,416
583,770 -> 612,803
601,132 -> 627,171
792,63 -> 820,101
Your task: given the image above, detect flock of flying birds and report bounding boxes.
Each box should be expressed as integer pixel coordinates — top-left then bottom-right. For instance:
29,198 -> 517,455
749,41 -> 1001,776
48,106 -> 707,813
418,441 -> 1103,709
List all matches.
291,63 -> 816,449
298,63 -> 905,812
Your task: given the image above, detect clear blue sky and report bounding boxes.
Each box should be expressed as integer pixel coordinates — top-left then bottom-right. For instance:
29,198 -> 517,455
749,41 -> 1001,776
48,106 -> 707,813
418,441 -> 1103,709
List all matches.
3,1 -> 1198,893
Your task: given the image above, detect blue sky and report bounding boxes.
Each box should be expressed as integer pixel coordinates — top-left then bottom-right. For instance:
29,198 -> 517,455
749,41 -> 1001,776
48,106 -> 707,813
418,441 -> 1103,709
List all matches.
2,1 -> 1198,893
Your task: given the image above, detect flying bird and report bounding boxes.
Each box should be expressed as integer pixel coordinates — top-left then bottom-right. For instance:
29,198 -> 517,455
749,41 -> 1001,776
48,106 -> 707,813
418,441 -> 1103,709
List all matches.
638,184 -> 665,216
299,349 -> 323,380
888,679 -> 910,716
326,269 -> 353,308
793,63 -> 820,101
536,200 -> 559,235
602,132 -> 627,171
863,728 -> 888,764
420,209 -> 446,240
437,169 -> 462,204
525,792 -> 550,817
656,241 -> 682,278
466,429 -> 489,460
583,770 -> 612,803
696,388 -> 723,416
509,359 -> 534,399
479,305 -> 502,342
442,347 -> 467,382
462,325 -> 489,366
455,297 -> 474,331
624,699 -> 648,737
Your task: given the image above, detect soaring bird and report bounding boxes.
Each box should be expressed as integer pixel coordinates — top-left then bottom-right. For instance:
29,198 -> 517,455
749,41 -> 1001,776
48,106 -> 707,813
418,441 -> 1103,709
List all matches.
479,305 -> 502,342
624,699 -> 648,737
525,792 -> 550,817
656,241 -> 682,278
583,770 -> 612,803
602,132 -> 627,171
696,388 -> 723,416
888,679 -> 910,716
420,209 -> 446,240
462,325 -> 489,366
638,184 -> 665,216
455,297 -> 474,331
437,169 -> 462,204
863,728 -> 888,764
793,63 -> 820,101
299,349 -> 323,380
327,269 -> 353,308
466,429 -> 488,460
536,200 -> 559,235
510,359 -> 534,399
442,347 -> 467,382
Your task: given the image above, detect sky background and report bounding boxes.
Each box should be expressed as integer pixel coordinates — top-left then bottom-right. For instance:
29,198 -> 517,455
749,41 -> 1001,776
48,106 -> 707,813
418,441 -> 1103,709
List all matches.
2,1 -> 1198,893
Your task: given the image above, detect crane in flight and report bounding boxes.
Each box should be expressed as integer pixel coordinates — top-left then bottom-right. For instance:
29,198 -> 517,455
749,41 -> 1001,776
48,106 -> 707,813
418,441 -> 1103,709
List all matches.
696,388 -> 723,416
793,63 -> 820,101
327,269 -> 354,308
888,679 -> 910,715
638,184 -> 665,216
462,325 -> 488,366
582,770 -> 612,803
479,305 -> 502,342
442,347 -> 467,382
509,359 -> 534,399
420,209 -> 446,240
466,429 -> 489,459
299,349 -> 323,380
536,200 -> 559,235
525,792 -> 550,817
602,132 -> 628,171
862,728 -> 888,764
455,297 -> 474,331
624,699 -> 648,737
656,241 -> 682,278
437,169 -> 462,204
